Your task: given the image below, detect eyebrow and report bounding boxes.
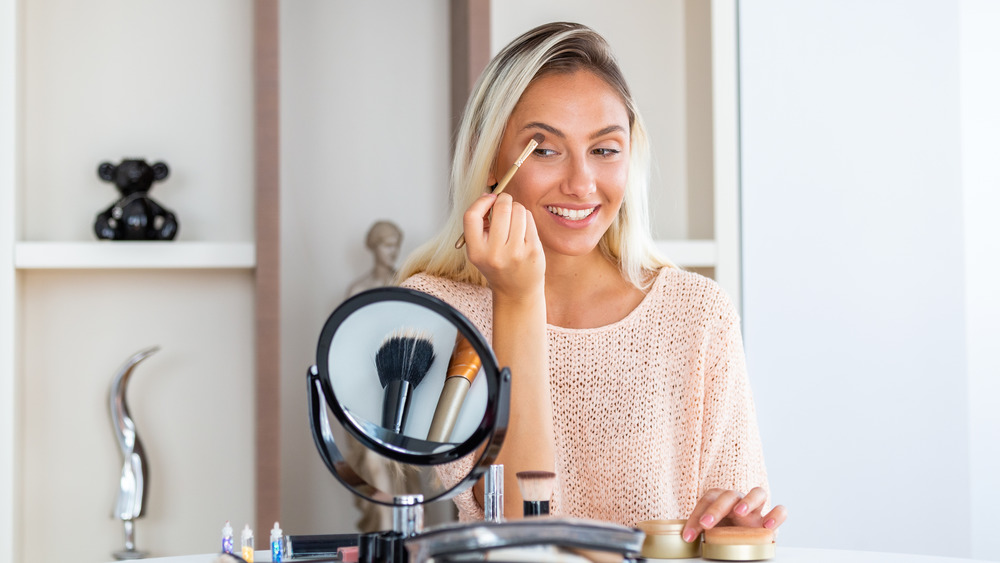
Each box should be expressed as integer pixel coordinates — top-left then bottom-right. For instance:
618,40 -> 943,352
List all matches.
521,122 -> 627,140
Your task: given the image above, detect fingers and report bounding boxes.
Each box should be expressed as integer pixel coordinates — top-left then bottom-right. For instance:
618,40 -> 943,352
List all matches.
523,205 -> 541,248
465,193 -> 529,252
486,193 -> 514,248
462,193 -> 498,247
682,487 -> 778,543
733,487 -> 768,519
683,489 -> 743,542
762,504 -> 787,530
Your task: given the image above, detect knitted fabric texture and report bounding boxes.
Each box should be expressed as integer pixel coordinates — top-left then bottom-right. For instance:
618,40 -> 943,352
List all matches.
402,267 -> 769,526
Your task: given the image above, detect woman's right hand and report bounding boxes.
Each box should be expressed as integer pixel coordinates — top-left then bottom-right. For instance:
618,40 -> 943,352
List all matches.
464,191 -> 555,518
463,192 -> 545,299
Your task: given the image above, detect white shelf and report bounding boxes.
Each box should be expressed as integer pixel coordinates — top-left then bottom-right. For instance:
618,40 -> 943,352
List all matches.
14,241 -> 256,270
656,239 -> 717,268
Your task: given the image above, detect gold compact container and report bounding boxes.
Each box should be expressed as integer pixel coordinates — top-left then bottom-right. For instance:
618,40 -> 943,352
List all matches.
635,519 -> 700,559
701,526 -> 775,561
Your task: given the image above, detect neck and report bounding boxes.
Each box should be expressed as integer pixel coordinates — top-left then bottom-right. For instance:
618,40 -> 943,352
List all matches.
543,248 -> 617,291
373,262 -> 395,276
543,248 -> 644,329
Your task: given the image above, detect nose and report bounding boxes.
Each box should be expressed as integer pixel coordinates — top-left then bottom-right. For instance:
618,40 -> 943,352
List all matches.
561,154 -> 596,198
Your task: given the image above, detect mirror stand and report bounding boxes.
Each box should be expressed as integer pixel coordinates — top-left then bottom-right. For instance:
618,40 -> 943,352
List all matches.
306,287 -> 644,562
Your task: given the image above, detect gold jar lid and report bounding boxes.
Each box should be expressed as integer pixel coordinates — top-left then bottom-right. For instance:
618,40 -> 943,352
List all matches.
702,527 -> 775,561
635,519 -> 700,559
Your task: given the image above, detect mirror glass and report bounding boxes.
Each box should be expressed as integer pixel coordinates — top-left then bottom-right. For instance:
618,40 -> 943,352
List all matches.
328,300 -> 487,452
309,287 -> 508,505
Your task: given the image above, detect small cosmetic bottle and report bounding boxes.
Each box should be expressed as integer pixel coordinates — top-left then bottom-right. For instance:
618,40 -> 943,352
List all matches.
270,522 -> 284,562
221,520 -> 234,554
635,519 -> 700,559
241,524 -> 255,563
701,526 -> 775,561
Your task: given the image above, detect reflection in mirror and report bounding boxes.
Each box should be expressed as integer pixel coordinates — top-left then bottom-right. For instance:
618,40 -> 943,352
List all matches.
337,417 -> 453,501
310,286 -> 509,511
327,300 -> 488,453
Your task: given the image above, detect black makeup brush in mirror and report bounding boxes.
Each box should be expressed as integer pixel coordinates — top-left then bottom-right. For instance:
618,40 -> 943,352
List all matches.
376,330 -> 435,433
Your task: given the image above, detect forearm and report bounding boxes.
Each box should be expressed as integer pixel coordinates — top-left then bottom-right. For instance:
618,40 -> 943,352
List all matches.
474,289 -> 555,518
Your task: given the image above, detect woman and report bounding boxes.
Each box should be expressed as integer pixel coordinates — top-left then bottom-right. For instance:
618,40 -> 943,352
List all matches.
397,22 -> 786,542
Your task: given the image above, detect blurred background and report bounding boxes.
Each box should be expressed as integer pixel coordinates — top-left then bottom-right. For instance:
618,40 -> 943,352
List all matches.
1,1 -> 997,562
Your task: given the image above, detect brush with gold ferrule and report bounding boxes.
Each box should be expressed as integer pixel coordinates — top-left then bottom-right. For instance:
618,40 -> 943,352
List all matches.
425,333 -> 483,442
455,132 -> 545,249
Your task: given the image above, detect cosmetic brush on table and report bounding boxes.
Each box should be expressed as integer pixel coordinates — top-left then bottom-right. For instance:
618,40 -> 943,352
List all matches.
515,470 -> 556,517
376,330 -> 435,433
455,133 -> 545,249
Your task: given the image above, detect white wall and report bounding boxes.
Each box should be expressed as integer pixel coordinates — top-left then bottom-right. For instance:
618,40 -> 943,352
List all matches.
960,1 -> 1000,560
1,1 -> 18,561
741,0 -> 998,558
22,0 -> 254,242
279,0 -> 452,535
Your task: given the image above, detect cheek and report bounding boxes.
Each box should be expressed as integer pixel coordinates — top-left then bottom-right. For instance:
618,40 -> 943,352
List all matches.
504,169 -> 556,203
600,166 -> 629,202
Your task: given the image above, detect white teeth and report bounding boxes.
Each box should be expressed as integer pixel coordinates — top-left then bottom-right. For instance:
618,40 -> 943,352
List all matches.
546,206 -> 595,221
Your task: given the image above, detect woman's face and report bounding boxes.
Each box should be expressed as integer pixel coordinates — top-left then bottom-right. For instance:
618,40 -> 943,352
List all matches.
493,70 -> 630,258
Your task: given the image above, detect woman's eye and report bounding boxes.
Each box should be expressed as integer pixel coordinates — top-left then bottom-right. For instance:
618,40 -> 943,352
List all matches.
533,148 -> 557,157
592,148 -> 620,157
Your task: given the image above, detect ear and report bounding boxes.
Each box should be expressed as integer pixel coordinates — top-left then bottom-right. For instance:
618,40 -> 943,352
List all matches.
98,162 -> 116,182
151,162 -> 169,181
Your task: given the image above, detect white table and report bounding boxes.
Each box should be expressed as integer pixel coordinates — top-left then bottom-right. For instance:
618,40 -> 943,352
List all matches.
122,547 -> 993,562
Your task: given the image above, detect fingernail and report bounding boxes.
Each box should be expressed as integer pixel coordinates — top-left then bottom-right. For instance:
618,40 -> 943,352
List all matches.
764,518 -> 776,529
700,514 -> 714,527
683,529 -> 696,543
735,503 -> 749,515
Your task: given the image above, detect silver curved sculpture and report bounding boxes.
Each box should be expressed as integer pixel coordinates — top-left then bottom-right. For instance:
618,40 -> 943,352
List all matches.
110,345 -> 159,560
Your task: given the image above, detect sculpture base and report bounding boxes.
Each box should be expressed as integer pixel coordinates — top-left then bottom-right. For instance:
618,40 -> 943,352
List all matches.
113,549 -> 148,560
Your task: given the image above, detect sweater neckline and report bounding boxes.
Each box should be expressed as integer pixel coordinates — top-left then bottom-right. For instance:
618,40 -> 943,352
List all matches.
546,267 -> 669,334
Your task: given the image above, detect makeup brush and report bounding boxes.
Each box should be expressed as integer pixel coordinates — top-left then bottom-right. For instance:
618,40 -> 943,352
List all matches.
376,330 -> 436,433
515,470 -> 555,517
425,333 -> 483,442
455,132 -> 546,249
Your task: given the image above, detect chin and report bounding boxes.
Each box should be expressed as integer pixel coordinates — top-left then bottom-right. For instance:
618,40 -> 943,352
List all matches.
543,236 -> 605,258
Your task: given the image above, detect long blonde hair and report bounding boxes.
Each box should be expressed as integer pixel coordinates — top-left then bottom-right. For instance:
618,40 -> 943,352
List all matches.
397,22 -> 674,289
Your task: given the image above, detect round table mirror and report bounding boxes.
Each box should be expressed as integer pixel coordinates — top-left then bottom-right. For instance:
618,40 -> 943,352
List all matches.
307,287 -> 510,506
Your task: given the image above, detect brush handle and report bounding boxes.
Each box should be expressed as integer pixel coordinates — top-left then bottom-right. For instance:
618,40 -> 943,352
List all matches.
425,377 -> 471,442
455,137 -> 540,250
382,379 -> 413,433
523,500 -> 550,517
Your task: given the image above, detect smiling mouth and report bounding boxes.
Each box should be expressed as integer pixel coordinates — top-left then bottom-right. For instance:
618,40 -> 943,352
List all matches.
546,206 -> 596,221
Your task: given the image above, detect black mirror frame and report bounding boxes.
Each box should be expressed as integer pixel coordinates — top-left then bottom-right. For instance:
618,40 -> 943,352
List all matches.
308,286 -> 510,506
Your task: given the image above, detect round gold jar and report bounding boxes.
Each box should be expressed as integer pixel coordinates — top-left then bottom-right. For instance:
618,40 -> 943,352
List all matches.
701,526 -> 775,561
635,519 -> 701,559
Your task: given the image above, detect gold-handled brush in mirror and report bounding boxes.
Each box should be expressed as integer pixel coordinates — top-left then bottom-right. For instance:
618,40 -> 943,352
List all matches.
426,333 -> 483,442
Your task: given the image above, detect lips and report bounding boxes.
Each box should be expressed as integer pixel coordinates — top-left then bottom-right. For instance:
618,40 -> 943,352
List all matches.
545,205 -> 596,221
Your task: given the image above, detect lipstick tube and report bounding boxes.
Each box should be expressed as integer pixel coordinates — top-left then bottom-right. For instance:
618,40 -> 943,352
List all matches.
484,464 -> 504,523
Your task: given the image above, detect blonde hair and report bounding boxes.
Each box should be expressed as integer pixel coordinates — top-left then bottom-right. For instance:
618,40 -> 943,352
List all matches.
397,22 -> 674,289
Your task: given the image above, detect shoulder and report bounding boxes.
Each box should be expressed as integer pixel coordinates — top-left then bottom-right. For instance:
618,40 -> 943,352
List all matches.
400,272 -> 488,302
650,267 -> 739,324
399,273 -> 492,335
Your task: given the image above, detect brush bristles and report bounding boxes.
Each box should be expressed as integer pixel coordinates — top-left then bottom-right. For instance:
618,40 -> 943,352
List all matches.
515,470 -> 555,503
375,330 -> 435,388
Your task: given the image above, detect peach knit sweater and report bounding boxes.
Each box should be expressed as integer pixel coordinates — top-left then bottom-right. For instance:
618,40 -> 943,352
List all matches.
401,267 -> 768,526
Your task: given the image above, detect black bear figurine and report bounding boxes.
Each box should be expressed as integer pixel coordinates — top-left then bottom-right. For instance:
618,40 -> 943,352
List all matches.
94,159 -> 179,241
